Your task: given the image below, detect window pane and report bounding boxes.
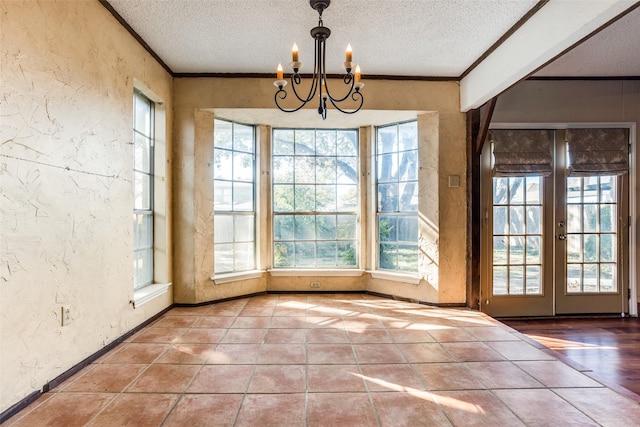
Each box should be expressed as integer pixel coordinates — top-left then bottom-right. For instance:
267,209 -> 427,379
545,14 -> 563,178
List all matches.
233,182 -> 253,211
526,266 -> 541,294
600,234 -> 615,262
337,157 -> 358,184
377,125 -> 397,154
214,215 -> 233,243
234,242 -> 255,271
316,130 -> 336,155
493,236 -> 508,265
295,242 -> 315,267
397,216 -> 418,242
526,206 -> 541,234
509,266 -> 524,294
566,205 -> 581,233
273,129 -> 294,155
583,264 -> 598,292
583,204 -> 598,233
337,215 -> 357,239
599,176 -> 615,202
338,131 -> 358,156
600,205 -> 615,232
316,215 -> 336,240
377,153 -> 397,182
295,157 -> 315,183
134,133 -> 151,172
273,185 -> 294,212
399,151 -> 418,181
214,149 -> 232,179
316,241 -> 337,266
316,158 -> 336,183
294,215 -> 315,240
316,185 -> 337,212
338,242 -> 357,266
214,243 -> 234,273
274,242 -> 293,267
508,178 -> 525,204
584,234 -> 598,262
399,121 -> 418,150
525,176 -> 541,204
214,180 -> 232,211
567,264 -> 582,293
214,119 -> 233,149
398,182 -> 418,212
493,206 -> 508,235
397,244 -> 418,273
273,156 -> 294,183
379,243 -> 397,270
526,236 -> 541,264
509,206 -> 524,234
600,264 -> 615,292
274,215 -> 294,240
509,236 -> 524,264
233,124 -> 254,152
134,171 -> 151,210
493,266 -> 507,295
133,213 -> 153,249
337,185 -> 358,211
294,130 -> 315,154
378,183 -> 398,212
493,178 -> 509,205
235,215 -> 254,242
379,216 -> 397,242
233,152 -> 253,181
134,249 -> 152,289
295,185 -> 315,211
134,94 -> 151,135
567,177 -> 581,204
583,177 -> 598,203
567,234 -> 582,262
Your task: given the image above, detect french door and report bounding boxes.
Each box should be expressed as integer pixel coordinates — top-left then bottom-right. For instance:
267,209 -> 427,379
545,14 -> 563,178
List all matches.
481,128 -> 629,317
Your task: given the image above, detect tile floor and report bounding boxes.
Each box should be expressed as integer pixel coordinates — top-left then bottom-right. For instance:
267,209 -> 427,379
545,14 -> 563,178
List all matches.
7,293 -> 640,426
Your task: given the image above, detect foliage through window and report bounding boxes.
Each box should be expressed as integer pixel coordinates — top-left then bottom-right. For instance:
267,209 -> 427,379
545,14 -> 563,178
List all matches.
272,129 -> 359,268
376,121 -> 419,273
133,91 -> 154,289
213,119 -> 256,274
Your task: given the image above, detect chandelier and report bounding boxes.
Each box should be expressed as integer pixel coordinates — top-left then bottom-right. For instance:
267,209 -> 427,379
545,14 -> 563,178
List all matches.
274,0 -> 364,120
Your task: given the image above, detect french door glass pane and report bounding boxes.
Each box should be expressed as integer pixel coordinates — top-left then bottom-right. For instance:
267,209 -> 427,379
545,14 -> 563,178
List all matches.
492,176 -> 543,296
565,176 -> 618,293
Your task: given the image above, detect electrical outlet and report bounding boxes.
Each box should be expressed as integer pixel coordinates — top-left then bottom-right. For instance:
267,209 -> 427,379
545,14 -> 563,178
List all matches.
310,281 -> 320,288
61,305 -> 71,326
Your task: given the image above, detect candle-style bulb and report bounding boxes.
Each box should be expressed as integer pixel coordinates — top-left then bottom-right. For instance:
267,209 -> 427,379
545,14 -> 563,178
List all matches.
292,43 -> 299,62
277,63 -> 283,81
346,44 -> 353,62
355,65 -> 361,83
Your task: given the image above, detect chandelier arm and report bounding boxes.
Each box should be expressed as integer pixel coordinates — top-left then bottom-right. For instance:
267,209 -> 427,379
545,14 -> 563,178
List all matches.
274,89 -> 308,113
325,75 -> 356,103
288,34 -> 321,105
326,90 -> 364,114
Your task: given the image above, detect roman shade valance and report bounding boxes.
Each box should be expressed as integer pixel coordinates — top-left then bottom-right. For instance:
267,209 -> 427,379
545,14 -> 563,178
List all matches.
489,129 -> 554,177
566,128 -> 629,176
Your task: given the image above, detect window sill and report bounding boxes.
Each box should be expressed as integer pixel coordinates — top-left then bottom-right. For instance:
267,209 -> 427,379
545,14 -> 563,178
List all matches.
211,270 -> 265,284
268,269 -> 365,277
132,282 -> 172,309
368,270 -> 422,285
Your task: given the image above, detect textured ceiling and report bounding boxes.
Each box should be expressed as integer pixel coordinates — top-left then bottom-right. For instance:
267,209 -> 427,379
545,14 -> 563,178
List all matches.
107,0 -> 541,76
533,5 -> 640,77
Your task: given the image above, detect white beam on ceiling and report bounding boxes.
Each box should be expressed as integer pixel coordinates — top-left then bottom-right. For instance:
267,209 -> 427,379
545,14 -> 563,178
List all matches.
459,0 -> 638,112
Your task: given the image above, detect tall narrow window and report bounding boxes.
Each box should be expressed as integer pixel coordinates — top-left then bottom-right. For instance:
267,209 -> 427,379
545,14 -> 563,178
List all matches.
133,91 -> 154,289
272,129 -> 359,268
376,121 -> 419,273
213,119 -> 256,274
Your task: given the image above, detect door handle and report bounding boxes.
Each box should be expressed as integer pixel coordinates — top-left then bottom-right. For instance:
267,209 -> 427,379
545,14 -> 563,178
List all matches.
557,234 -> 567,241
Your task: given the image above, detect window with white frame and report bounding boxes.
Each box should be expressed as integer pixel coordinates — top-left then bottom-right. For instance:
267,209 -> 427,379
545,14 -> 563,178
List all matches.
213,119 -> 256,274
133,91 -> 154,289
272,128 -> 359,268
376,121 -> 419,273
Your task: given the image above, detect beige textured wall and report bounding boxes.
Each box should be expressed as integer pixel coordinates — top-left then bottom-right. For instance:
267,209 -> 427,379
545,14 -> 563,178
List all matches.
0,0 -> 173,412
173,78 -> 467,305
493,79 -> 640,305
